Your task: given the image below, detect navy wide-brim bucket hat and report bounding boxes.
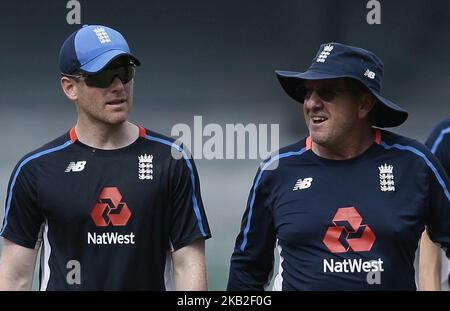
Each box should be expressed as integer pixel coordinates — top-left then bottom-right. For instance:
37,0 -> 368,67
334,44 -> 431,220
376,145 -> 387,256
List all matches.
275,42 -> 408,128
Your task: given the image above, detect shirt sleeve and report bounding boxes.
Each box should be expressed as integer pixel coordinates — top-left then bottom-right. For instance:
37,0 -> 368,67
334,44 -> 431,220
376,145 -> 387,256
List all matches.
1,160 -> 44,249
227,168 -> 276,291
423,152 -> 450,258
425,126 -> 450,176
169,149 -> 211,251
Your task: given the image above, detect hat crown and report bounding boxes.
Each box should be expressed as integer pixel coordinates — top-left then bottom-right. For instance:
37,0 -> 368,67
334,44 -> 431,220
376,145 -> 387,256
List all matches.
74,25 -> 130,66
59,24 -> 140,74
310,42 -> 384,92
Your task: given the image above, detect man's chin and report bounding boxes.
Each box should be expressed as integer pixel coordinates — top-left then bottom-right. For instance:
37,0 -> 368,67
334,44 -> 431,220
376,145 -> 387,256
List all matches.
102,115 -> 129,126
309,132 -> 330,147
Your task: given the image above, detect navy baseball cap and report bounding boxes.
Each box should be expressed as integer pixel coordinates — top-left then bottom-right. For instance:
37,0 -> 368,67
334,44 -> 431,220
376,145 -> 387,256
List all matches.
59,24 -> 141,75
275,42 -> 408,128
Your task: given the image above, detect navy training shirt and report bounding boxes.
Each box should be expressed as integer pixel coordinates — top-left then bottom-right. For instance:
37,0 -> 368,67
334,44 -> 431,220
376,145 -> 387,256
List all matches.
425,118 -> 450,290
1,126 -> 211,290
228,129 -> 450,290
426,118 -> 450,176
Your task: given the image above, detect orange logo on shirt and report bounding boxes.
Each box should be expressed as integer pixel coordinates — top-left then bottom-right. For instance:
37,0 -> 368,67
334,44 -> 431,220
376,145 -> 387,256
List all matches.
91,187 -> 131,227
323,207 -> 376,253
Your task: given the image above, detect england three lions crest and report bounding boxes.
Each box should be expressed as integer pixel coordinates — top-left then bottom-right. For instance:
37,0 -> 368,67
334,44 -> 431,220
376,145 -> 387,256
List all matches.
379,163 -> 395,192
138,154 -> 153,180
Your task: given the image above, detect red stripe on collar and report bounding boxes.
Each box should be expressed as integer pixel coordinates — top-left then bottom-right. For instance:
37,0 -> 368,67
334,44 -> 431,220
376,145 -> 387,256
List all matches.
69,127 -> 78,143
306,136 -> 312,151
374,129 -> 382,145
138,125 -> 147,138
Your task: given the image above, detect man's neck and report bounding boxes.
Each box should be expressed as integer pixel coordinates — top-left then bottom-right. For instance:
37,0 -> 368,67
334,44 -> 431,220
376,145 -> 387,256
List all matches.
311,127 -> 375,160
74,121 -> 139,150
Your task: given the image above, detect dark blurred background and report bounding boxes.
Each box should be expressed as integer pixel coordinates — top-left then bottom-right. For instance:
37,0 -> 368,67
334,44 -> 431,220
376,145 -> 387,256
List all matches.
0,0 -> 449,290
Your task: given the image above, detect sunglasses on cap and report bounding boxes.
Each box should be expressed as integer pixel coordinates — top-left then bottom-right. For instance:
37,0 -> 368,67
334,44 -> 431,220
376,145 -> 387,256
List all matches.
62,64 -> 135,88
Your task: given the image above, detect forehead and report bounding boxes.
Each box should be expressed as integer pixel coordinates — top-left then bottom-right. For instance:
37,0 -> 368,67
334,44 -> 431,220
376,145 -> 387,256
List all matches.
303,78 -> 348,88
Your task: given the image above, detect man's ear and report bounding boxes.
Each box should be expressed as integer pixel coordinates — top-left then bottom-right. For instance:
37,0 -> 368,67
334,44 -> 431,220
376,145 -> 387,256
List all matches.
358,93 -> 376,119
60,77 -> 78,101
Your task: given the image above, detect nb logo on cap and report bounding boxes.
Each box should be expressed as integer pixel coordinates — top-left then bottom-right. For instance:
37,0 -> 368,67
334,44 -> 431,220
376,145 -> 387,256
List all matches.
93,27 -> 111,44
316,44 -> 334,63
364,69 -> 376,79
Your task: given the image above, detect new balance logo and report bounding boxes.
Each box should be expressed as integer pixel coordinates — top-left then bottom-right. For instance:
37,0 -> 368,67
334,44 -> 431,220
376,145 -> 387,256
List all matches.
93,27 -> 111,44
65,161 -> 86,172
292,177 -> 313,191
364,69 -> 376,79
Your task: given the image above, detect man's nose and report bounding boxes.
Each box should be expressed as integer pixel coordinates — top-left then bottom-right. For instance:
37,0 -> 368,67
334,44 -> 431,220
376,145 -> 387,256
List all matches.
109,76 -> 126,91
304,90 -> 324,109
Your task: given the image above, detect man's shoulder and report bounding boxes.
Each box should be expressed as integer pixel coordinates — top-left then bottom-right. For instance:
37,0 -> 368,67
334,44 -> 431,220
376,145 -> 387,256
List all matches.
258,137 -> 309,172
379,129 -> 443,169
380,129 -> 428,151
431,118 -> 450,134
140,127 -> 172,141
277,137 -> 309,156
425,118 -> 450,151
140,127 -> 178,146
14,131 -> 72,167
139,127 -> 190,160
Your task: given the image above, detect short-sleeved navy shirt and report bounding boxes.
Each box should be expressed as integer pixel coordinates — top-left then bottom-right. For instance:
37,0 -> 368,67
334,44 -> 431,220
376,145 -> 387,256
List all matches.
1,126 -> 211,290
425,118 -> 450,290
228,129 -> 450,290
426,118 -> 450,176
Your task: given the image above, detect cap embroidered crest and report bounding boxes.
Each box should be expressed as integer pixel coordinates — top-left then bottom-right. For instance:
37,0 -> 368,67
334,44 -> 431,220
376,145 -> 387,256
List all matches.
316,44 -> 334,63
93,27 -> 111,44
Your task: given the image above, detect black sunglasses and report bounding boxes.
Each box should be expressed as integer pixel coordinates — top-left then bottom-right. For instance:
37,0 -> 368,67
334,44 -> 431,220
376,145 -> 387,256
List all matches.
63,64 -> 135,88
303,86 -> 356,102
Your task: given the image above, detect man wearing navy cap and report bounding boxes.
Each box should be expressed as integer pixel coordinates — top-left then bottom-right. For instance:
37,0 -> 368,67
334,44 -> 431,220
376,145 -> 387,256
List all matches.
227,43 -> 450,290
0,25 -> 211,290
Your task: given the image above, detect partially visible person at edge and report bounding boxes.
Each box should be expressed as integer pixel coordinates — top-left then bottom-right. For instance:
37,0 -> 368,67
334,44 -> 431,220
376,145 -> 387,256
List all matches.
419,118 -> 450,291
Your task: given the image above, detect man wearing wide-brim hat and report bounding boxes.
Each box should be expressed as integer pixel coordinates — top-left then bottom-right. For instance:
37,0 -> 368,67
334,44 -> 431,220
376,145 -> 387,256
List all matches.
227,42 -> 450,290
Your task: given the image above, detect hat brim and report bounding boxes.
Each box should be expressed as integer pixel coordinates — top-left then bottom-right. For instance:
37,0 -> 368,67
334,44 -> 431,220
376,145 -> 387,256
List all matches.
370,92 -> 408,128
80,49 -> 141,74
275,70 -> 408,128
